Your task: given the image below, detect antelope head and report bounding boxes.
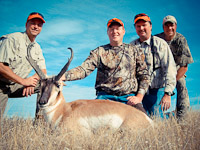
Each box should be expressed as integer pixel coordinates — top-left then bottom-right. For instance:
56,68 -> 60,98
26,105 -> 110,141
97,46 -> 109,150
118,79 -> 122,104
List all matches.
26,43 -> 73,107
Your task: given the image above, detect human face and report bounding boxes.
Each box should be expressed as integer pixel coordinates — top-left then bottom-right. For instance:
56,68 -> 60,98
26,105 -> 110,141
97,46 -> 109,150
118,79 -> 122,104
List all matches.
135,20 -> 152,42
107,24 -> 125,46
163,22 -> 177,40
26,18 -> 43,41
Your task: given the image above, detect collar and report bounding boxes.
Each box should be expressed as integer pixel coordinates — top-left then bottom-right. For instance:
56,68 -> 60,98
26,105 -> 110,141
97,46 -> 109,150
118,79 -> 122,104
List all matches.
107,43 -> 125,53
108,43 -> 125,50
23,31 -> 36,47
141,37 -> 151,46
109,43 -> 124,48
164,32 -> 177,42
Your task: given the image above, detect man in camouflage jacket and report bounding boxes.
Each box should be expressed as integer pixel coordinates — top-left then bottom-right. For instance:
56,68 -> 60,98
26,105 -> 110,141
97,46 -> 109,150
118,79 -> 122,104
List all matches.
62,18 -> 150,113
156,15 -> 194,119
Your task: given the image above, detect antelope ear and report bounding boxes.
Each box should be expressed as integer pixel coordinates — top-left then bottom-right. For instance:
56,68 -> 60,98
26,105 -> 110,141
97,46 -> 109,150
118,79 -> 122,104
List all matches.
59,80 -> 66,86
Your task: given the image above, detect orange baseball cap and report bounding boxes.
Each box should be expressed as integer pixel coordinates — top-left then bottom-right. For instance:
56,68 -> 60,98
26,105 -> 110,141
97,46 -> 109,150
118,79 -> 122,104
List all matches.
107,18 -> 124,28
134,13 -> 151,24
26,12 -> 45,23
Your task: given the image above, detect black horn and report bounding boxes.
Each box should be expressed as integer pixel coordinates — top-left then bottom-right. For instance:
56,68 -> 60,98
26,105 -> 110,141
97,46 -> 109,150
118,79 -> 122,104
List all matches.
54,47 -> 74,81
26,43 -> 46,80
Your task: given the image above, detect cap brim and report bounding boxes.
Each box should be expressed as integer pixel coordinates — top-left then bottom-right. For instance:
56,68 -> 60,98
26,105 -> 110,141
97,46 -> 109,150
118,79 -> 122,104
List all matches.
107,18 -> 124,28
109,22 -> 122,27
27,14 -> 45,23
107,21 -> 124,28
134,16 -> 151,24
163,20 -> 176,25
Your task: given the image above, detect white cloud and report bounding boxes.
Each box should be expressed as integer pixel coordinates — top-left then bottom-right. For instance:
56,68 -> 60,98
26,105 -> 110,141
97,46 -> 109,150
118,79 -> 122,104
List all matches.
190,96 -> 200,102
38,19 -> 84,41
188,96 -> 200,111
191,104 -> 200,110
62,84 -> 96,102
193,58 -> 200,64
129,35 -> 138,42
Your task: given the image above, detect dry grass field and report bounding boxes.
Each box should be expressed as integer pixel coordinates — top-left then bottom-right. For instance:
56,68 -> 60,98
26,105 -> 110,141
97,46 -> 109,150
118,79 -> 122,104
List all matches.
0,110 -> 200,150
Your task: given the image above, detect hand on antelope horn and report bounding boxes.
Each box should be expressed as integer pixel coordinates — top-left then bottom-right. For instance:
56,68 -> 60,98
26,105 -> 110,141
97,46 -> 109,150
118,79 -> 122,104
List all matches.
23,86 -> 35,97
21,76 -> 39,87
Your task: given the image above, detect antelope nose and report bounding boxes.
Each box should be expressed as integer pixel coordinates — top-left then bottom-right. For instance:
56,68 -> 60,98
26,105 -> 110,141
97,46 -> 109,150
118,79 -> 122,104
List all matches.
39,99 -> 47,105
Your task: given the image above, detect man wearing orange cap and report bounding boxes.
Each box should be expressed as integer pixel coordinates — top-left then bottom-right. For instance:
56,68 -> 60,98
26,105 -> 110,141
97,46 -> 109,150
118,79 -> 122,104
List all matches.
156,15 -> 194,119
0,12 -> 47,120
130,13 -> 177,118
62,18 -> 150,114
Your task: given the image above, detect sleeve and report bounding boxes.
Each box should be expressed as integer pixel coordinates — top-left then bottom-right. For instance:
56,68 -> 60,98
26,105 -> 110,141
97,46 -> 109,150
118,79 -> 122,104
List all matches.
135,49 -> 150,95
161,42 -> 177,93
34,44 -> 46,70
65,48 -> 99,81
177,36 -> 194,67
0,36 -> 16,65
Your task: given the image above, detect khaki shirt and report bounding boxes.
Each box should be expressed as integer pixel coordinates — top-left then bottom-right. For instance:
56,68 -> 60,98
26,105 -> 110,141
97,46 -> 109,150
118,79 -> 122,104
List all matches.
65,43 -> 150,96
0,32 -> 46,84
130,36 -> 177,93
156,32 -> 194,68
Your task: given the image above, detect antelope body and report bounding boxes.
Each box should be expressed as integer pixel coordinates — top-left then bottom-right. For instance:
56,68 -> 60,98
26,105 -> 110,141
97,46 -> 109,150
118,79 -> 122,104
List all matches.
40,83 -> 152,133
27,45 -> 153,134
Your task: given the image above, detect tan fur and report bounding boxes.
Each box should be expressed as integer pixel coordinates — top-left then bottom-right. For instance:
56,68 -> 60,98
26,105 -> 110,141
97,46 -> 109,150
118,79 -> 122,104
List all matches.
40,88 -> 153,134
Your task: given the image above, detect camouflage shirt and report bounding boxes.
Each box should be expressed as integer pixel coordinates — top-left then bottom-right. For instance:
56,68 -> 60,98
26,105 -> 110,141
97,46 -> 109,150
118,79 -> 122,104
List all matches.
65,43 -> 150,96
130,36 -> 177,93
0,32 -> 46,84
156,32 -> 194,68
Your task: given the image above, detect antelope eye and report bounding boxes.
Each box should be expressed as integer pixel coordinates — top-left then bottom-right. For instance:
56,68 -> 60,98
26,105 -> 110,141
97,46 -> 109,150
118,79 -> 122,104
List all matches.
55,82 -> 60,88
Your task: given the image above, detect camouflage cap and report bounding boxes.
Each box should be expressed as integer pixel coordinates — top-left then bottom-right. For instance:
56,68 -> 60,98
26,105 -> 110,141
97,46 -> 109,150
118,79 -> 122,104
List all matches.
163,15 -> 177,25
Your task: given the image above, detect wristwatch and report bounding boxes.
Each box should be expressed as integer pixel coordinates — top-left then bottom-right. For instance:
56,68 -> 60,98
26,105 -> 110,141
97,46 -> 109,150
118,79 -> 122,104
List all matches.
165,91 -> 175,96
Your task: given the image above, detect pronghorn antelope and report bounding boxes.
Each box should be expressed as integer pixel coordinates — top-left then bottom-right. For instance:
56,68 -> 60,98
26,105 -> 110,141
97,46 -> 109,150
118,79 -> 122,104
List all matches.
27,44 -> 153,134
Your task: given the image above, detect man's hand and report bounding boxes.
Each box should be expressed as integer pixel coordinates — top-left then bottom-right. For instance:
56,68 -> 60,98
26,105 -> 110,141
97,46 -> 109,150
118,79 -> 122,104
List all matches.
127,93 -> 144,106
23,86 -> 35,97
0,63 -> 42,86
176,65 -> 188,81
22,75 -> 40,97
21,76 -> 38,87
159,94 -> 171,111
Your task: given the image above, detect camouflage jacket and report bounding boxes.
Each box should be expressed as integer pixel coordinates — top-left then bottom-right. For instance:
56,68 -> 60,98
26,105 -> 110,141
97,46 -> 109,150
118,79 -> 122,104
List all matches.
155,32 -> 194,68
65,43 -> 150,96
130,36 -> 177,93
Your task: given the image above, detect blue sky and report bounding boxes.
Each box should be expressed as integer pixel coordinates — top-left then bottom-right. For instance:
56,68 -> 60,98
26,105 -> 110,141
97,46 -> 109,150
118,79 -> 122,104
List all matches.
1,0 -> 199,117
